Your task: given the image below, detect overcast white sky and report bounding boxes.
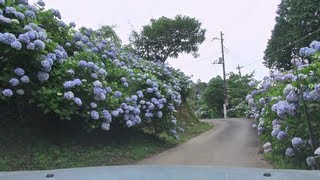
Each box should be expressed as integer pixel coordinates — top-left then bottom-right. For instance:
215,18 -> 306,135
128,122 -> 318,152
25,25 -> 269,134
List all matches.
30,0 -> 281,82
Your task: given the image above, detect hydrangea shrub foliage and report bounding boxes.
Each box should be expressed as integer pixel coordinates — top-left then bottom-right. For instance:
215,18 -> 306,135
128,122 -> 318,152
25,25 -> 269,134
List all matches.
0,0 -> 190,137
246,40 -> 320,169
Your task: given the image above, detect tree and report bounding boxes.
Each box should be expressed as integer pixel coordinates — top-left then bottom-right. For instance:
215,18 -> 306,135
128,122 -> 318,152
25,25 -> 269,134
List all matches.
227,72 -> 256,109
195,79 -> 207,98
202,76 -> 224,117
263,0 -> 320,70
130,15 -> 206,62
200,72 -> 256,118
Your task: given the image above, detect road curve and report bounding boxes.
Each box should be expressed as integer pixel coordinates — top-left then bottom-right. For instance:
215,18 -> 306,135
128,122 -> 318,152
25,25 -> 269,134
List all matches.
137,118 -> 272,168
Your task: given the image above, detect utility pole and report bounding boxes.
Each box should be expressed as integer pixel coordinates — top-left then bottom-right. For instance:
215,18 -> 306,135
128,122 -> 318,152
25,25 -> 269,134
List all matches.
212,31 -> 228,118
236,65 -> 243,76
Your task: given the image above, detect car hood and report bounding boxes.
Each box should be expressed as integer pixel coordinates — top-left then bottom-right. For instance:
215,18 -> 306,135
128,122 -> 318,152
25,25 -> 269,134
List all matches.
0,165 -> 320,180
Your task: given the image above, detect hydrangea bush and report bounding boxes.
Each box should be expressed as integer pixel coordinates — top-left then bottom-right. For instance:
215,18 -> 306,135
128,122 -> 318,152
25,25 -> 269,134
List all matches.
0,0 -> 190,138
246,40 -> 320,169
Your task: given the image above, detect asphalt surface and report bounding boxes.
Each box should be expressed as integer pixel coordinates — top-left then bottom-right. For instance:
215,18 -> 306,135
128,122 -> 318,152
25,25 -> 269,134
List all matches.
138,118 -> 272,168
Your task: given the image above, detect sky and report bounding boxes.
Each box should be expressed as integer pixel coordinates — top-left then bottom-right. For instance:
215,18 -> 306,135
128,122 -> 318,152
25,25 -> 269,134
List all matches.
30,0 -> 281,82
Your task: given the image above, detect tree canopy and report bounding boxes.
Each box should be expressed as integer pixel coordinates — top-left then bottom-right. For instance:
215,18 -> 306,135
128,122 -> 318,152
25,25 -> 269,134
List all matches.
200,72 -> 256,118
263,0 -> 320,70
202,76 -> 224,117
130,15 -> 206,62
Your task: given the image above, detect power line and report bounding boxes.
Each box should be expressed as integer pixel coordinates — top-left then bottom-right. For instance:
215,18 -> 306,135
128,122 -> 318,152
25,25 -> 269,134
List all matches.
264,28 -> 320,59
241,28 -> 320,70
193,56 -> 212,63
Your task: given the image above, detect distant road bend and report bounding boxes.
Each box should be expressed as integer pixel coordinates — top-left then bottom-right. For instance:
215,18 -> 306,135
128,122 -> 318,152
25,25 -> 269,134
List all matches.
138,118 -> 271,168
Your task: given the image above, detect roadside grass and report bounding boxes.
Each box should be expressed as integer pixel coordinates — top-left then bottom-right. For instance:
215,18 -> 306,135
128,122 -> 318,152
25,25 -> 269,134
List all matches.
263,153 -> 307,169
0,121 -> 213,171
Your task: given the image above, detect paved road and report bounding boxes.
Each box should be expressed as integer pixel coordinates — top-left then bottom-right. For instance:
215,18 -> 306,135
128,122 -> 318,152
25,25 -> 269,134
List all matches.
138,118 -> 272,168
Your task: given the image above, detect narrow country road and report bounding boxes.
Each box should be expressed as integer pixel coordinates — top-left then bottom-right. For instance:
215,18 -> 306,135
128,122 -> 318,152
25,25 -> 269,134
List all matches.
138,118 -> 272,168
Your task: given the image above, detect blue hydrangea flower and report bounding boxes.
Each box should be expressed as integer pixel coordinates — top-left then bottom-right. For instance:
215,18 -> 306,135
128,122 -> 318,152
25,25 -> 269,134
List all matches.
286,90 -> 299,103
131,95 -> 138,101
26,30 -> 38,40
37,0 -> 45,6
58,21 -> 67,28
101,122 -> 110,131
10,41 -> 22,50
75,41 -> 83,48
170,129 -> 177,135
73,79 -> 82,86
18,34 -> 30,44
17,0 -> 28,5
0,0 -> 4,5
285,147 -> 295,157
0,33 -> 16,45
137,91 -> 144,98
105,87 -> 112,93
14,68 -> 25,76
34,40 -> 45,50
112,110 -> 119,117
78,60 -> 87,67
292,137 -> 303,148
16,89 -> 25,95
90,110 -> 99,120
92,47 -> 98,52
125,120 -> 133,127
5,7 -> 17,15
93,80 -> 102,87
41,60 -> 51,71
63,81 -> 76,89
114,91 -> 122,98
310,40 -> 320,50
160,98 -> 167,104
20,75 -> 30,83
47,53 -> 56,61
145,112 -> 153,118
9,78 -> 19,87
38,31 -> 47,41
51,9 -> 61,19
117,108 -> 124,114
121,77 -> 127,82
69,22 -> 76,27
27,5 -> 37,12
123,82 -> 129,87
93,88 -> 106,101
147,88 -> 153,93
81,36 -> 89,43
90,102 -> 97,109
0,15 -> 11,24
277,131 -> 287,141
37,71 -> 49,82
63,91 -> 74,100
257,126 -> 263,135
90,73 -> 98,79
14,12 -> 25,20
25,10 -> 36,19
157,111 -> 163,118
299,47 -> 316,57
102,110 -> 112,122
272,119 -> 280,126
171,118 -> 177,125
2,89 -> 13,97
74,97 -> 82,106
